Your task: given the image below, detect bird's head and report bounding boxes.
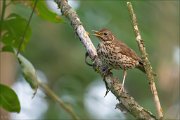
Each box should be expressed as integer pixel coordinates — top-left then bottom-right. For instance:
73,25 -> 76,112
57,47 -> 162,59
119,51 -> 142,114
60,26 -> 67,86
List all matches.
92,28 -> 115,42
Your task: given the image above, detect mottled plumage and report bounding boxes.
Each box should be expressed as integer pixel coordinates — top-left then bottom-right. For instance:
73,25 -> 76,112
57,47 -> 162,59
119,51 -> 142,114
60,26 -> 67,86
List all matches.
93,28 -> 145,91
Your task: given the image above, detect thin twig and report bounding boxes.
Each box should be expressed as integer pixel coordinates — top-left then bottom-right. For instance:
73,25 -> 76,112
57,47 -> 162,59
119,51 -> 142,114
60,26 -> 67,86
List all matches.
55,0 -> 157,119
0,0 -> 6,41
38,81 -> 79,120
16,0 -> 38,55
127,2 -> 163,119
16,51 -> 79,120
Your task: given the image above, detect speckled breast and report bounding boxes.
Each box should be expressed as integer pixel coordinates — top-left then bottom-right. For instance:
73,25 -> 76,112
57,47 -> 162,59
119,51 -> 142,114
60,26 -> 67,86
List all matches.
97,43 -> 139,70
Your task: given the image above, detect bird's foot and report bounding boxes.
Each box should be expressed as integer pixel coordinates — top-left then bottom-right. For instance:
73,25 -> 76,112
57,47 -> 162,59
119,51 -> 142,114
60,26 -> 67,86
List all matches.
102,66 -> 108,75
119,85 -> 125,93
101,66 -> 112,77
85,52 -> 93,66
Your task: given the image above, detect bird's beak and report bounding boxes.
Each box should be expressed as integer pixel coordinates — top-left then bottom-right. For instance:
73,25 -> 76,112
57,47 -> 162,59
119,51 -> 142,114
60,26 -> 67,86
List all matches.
92,30 -> 101,37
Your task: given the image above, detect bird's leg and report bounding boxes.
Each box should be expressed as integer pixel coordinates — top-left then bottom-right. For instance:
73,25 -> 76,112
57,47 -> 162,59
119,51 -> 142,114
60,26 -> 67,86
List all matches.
120,70 -> 127,92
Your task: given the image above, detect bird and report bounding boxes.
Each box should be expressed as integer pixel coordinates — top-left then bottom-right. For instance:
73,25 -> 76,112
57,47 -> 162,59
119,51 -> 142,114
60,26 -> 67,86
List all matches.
93,28 -> 145,91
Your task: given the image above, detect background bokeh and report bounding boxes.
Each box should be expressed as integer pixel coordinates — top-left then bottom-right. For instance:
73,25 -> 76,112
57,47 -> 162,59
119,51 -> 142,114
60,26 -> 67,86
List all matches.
1,0 -> 179,119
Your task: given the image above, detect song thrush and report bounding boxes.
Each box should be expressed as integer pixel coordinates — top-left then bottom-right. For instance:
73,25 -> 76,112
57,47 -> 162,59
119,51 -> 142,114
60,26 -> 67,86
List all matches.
93,28 -> 145,91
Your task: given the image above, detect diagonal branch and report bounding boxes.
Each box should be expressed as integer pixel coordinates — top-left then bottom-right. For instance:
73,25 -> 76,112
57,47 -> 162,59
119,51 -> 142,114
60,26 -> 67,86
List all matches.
55,0 -> 157,119
38,81 -> 79,120
127,2 -> 163,119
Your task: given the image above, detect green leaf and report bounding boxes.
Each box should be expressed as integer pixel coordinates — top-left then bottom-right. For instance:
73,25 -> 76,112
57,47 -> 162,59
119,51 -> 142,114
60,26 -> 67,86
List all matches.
0,84 -> 21,113
2,32 -> 13,45
11,0 -> 62,23
2,45 -> 14,53
2,13 -> 32,51
16,52 -> 38,97
36,0 -> 62,23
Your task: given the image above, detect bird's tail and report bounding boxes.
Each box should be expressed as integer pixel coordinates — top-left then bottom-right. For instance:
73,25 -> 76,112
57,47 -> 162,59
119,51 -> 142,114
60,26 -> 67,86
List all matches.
137,61 -> 146,73
137,61 -> 157,76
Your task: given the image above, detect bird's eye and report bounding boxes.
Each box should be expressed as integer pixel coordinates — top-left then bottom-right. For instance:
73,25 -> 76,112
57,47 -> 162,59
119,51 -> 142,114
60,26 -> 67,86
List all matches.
103,33 -> 107,36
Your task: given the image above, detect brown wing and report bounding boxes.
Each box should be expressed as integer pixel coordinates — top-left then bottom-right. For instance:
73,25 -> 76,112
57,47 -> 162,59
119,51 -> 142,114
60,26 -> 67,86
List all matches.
113,39 -> 141,61
113,39 -> 146,73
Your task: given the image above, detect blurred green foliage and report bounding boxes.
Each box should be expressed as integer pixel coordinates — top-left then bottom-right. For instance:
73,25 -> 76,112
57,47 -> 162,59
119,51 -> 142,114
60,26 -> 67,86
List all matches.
1,13 -> 32,51
1,0 -> 179,119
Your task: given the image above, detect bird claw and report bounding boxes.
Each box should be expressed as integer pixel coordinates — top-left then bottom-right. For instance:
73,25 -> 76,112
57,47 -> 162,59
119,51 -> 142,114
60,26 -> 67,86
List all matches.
120,87 -> 124,92
101,66 -> 112,77
119,85 -> 125,93
85,52 -> 93,66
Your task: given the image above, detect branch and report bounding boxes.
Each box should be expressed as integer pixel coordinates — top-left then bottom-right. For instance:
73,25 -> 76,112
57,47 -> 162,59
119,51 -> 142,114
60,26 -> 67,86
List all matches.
16,51 -> 79,120
55,0 -> 157,119
127,2 -> 163,119
38,81 -> 79,120
0,0 -> 6,40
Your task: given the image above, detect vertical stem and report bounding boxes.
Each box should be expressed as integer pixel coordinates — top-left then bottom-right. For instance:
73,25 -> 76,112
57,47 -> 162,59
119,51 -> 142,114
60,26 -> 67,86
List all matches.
16,0 -> 38,55
127,2 -> 163,119
0,0 -> 6,41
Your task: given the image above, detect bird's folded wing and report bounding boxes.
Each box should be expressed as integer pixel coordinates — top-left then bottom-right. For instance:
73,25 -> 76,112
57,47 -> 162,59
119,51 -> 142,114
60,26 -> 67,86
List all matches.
113,40 -> 141,61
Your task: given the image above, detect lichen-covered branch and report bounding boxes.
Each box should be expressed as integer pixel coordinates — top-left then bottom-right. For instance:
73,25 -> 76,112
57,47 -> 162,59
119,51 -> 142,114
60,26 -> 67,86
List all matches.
127,2 -> 163,119
55,0 -> 97,60
55,0 -> 157,119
